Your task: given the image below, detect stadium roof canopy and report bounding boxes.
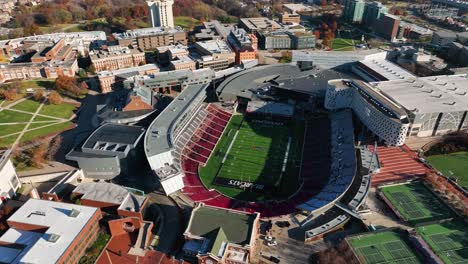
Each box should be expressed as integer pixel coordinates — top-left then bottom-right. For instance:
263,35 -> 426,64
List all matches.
216,64 -> 352,100
374,74 -> 468,114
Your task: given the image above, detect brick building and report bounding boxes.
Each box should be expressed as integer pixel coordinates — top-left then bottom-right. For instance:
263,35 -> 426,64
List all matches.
89,46 -> 146,72
0,199 -> 102,264
114,27 -> 187,50
97,64 -> 160,93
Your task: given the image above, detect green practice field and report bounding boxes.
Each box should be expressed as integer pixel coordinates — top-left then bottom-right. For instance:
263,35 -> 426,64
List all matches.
416,221 -> 468,264
349,231 -> 423,264
381,182 -> 454,225
426,152 -> 468,188
200,115 -> 304,201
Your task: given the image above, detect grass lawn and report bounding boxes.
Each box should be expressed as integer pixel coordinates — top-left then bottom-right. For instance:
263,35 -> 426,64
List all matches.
0,124 -> 25,137
381,182 -> 454,225
200,115 -> 303,201
175,16 -> 201,29
0,110 -> 33,123
29,122 -> 58,129
348,231 -> 423,264
32,115 -> 59,122
20,122 -> 73,143
0,135 -> 19,148
416,221 -> 468,264
39,24 -> 82,34
19,80 -> 54,90
39,103 -> 76,119
426,152 -> 468,187
330,38 -> 355,51
11,99 -> 41,113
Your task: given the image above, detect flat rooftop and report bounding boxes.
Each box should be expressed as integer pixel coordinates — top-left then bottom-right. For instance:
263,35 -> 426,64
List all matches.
185,205 -> 258,246
113,26 -> 185,39
196,39 -> 233,54
97,64 -> 159,78
0,199 -> 98,264
374,74 -> 468,114
357,58 -> 416,81
240,17 -> 282,31
73,182 -> 146,212
83,123 -> 145,150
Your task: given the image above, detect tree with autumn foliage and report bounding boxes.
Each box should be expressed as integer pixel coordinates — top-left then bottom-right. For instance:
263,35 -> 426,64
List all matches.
54,76 -> 88,99
48,91 -> 63,105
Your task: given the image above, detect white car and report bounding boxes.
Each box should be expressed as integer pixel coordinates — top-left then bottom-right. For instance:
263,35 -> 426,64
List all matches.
267,240 -> 278,247
265,235 -> 274,242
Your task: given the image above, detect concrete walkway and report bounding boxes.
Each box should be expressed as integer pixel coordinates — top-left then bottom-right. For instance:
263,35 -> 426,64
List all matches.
11,97 -> 48,148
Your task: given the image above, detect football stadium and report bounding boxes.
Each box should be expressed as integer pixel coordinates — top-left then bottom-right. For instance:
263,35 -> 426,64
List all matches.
143,63 -> 376,245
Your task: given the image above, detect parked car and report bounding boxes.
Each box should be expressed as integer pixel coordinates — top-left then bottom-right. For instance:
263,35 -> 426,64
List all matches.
267,240 -> 278,247
269,256 -> 280,263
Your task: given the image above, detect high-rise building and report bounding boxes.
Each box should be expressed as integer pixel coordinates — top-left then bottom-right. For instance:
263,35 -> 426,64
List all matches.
147,0 -> 174,28
363,1 -> 387,27
343,0 -> 366,23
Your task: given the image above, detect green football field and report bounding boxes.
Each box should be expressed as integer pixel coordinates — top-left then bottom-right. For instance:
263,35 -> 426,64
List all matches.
381,182 -> 454,225
199,115 -> 304,201
349,231 -> 423,264
217,119 -> 289,184
416,221 -> 468,264
426,152 -> 468,188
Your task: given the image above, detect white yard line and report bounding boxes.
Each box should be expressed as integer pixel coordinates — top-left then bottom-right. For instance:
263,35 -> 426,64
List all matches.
221,129 -> 240,164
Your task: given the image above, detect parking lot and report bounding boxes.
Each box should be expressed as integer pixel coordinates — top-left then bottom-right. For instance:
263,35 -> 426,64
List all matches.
252,216 -> 328,264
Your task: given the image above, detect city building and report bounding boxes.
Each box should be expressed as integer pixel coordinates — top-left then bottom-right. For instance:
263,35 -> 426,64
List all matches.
0,37 -> 79,83
258,31 -> 291,50
289,31 -> 316,49
239,17 -> 282,34
97,64 -> 160,93
182,204 -> 260,264
66,124 -> 146,180
374,14 -> 400,41
170,55 -> 197,70
279,12 -> 301,24
113,27 -> 187,50
89,46 -> 146,72
155,44 -> 189,64
0,199 -> 101,264
194,39 -> 235,71
398,21 -> 433,40
343,0 -> 366,23
363,1 -> 387,28
227,27 -> 258,64
195,20 -> 235,41
431,31 -> 457,46
0,150 -> 21,207
352,54 -> 416,82
72,182 -> 148,221
128,68 -> 215,105
0,31 -> 106,58
95,217 -> 160,264
147,0 -> 174,28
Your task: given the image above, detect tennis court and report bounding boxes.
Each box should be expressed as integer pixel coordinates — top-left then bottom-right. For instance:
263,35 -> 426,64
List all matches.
349,231 -> 423,264
416,221 -> 468,264
381,182 -> 454,225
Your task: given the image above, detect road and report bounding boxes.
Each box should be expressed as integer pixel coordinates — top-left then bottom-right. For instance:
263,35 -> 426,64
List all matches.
147,192 -> 184,255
